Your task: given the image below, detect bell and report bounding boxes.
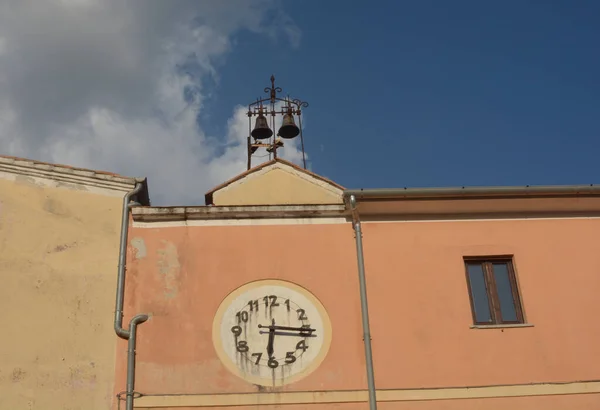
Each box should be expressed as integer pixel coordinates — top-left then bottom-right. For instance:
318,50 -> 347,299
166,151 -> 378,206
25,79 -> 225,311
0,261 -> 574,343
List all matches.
251,113 -> 273,140
277,112 -> 300,139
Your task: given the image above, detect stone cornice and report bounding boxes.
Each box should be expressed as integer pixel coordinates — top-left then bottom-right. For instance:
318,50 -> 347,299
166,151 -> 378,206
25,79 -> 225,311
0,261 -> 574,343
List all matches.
132,204 -> 347,222
0,155 -> 148,200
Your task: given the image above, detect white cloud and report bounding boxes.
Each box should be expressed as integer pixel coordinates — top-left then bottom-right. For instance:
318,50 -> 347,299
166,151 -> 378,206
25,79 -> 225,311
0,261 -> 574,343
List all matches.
0,0 -> 305,205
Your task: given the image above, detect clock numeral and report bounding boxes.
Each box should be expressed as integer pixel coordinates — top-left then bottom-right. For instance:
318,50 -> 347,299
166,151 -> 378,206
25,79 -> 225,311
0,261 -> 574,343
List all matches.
236,311 -> 249,323
263,295 -> 279,307
236,340 -> 249,353
296,308 -> 307,320
231,326 -> 242,337
267,357 -> 279,369
296,340 -> 308,352
284,299 -> 290,311
251,352 -> 262,365
248,300 -> 259,311
285,352 -> 296,364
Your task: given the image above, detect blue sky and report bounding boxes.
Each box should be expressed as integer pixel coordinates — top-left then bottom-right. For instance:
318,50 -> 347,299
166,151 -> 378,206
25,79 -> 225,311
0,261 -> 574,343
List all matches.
208,0 -> 600,190
1,1 -> 598,204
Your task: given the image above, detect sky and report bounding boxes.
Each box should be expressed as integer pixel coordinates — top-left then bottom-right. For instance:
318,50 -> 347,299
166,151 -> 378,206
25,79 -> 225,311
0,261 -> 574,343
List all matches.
0,1 -> 598,205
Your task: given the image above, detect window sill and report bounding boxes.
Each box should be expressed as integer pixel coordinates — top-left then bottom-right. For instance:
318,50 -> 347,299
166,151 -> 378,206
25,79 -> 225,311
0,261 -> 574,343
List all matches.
470,323 -> 534,329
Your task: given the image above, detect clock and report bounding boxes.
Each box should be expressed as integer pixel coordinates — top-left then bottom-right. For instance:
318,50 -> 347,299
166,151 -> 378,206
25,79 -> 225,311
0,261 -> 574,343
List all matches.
212,279 -> 332,387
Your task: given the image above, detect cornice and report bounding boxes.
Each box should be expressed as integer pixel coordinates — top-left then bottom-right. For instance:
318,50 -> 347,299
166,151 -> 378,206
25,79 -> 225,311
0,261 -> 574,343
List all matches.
132,204 -> 347,222
0,155 -> 146,197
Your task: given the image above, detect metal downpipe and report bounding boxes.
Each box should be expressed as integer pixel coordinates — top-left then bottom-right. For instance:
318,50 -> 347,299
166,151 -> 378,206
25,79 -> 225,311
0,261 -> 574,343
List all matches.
115,183 -> 143,339
349,195 -> 378,410
114,183 -> 149,410
126,314 -> 149,410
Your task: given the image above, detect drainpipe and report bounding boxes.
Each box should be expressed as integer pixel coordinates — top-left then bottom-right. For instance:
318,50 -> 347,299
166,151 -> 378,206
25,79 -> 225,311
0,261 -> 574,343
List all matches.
126,314 -> 149,410
114,183 -> 149,410
115,183 -> 143,339
349,195 -> 378,410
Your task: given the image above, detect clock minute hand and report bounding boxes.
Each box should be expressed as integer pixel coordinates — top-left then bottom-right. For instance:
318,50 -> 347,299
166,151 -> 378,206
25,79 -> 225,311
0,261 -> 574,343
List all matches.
259,324 -> 316,333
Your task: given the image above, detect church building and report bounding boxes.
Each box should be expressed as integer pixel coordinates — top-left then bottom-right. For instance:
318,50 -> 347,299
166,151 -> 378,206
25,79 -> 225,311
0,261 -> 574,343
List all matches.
119,157 -> 600,410
1,77 -> 599,410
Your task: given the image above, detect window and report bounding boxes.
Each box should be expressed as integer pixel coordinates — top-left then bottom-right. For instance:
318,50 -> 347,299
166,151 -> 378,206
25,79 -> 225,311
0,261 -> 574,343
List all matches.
464,257 -> 524,325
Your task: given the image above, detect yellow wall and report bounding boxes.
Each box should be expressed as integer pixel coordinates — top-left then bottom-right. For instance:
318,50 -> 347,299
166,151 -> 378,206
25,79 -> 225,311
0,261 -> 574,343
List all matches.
212,166 -> 343,206
0,176 -> 126,409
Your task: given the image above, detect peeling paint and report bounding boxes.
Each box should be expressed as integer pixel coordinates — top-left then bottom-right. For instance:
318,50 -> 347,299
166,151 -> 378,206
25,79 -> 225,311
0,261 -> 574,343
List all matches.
156,240 -> 180,299
42,197 -> 71,217
131,237 -> 147,259
14,175 -> 38,187
49,242 -> 78,253
68,363 -> 97,389
56,181 -> 88,191
10,368 -> 26,383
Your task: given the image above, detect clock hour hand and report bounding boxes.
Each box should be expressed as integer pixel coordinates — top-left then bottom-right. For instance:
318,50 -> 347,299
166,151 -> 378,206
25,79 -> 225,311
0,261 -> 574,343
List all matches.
266,318 -> 275,358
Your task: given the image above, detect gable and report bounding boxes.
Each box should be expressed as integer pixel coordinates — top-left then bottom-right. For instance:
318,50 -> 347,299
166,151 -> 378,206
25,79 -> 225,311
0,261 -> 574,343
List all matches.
207,160 -> 344,206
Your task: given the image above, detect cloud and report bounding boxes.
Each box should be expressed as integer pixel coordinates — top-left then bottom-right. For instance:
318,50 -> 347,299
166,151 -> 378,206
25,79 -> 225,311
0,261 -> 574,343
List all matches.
0,0 -> 304,205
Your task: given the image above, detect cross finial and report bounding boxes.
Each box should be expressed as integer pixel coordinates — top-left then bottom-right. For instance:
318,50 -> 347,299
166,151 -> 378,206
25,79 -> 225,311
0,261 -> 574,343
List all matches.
269,75 -> 276,101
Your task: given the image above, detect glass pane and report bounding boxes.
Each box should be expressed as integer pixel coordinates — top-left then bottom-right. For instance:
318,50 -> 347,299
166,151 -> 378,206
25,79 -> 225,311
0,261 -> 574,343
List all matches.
493,263 -> 518,322
467,263 -> 491,323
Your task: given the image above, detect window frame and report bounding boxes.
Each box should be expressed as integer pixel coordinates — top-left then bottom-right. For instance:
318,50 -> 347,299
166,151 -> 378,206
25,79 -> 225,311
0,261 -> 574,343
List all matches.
464,256 -> 524,326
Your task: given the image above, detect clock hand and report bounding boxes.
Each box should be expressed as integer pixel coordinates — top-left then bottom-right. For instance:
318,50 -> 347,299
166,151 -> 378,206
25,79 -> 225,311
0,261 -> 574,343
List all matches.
258,324 -> 316,333
259,330 -> 317,337
266,318 -> 275,358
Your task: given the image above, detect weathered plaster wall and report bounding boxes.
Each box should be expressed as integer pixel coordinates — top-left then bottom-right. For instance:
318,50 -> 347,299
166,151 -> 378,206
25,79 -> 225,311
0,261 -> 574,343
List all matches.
0,176 -> 126,409
120,216 -> 600,409
117,222 -> 362,399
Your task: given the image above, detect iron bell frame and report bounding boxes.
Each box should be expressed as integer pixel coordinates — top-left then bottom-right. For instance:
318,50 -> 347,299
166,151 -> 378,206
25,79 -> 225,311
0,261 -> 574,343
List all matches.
246,75 -> 308,170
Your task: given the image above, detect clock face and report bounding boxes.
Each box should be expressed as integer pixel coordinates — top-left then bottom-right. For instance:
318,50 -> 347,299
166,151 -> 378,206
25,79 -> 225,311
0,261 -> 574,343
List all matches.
212,279 -> 332,387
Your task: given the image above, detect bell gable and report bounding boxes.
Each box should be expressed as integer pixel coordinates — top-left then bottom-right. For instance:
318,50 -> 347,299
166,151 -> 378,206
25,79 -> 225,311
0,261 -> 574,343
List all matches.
205,159 -> 344,206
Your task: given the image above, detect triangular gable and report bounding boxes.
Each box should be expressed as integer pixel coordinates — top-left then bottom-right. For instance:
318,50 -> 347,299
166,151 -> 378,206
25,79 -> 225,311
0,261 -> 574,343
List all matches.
205,159 -> 344,206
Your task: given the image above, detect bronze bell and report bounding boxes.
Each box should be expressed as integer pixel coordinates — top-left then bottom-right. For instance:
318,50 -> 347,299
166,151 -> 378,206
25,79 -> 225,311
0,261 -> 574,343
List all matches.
277,112 -> 300,139
251,113 -> 273,140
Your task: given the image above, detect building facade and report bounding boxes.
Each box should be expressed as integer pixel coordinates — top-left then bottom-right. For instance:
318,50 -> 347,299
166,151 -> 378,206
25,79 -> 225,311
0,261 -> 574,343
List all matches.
116,158 -> 600,409
0,155 -> 149,410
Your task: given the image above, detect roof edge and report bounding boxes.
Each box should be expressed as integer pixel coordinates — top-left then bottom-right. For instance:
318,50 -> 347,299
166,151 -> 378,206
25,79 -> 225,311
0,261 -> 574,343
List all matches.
344,184 -> 600,201
0,155 -> 151,204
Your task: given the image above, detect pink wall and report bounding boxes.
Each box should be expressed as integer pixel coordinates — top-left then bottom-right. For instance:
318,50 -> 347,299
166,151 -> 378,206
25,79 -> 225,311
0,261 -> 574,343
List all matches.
116,223 -> 366,397
114,217 -> 600,406
362,218 -> 600,388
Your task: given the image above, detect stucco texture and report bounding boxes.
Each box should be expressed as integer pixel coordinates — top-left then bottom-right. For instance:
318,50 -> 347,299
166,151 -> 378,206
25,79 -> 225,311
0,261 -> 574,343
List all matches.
361,218 -> 600,389
0,176 -> 125,409
121,215 -> 600,408
117,222 -> 363,398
